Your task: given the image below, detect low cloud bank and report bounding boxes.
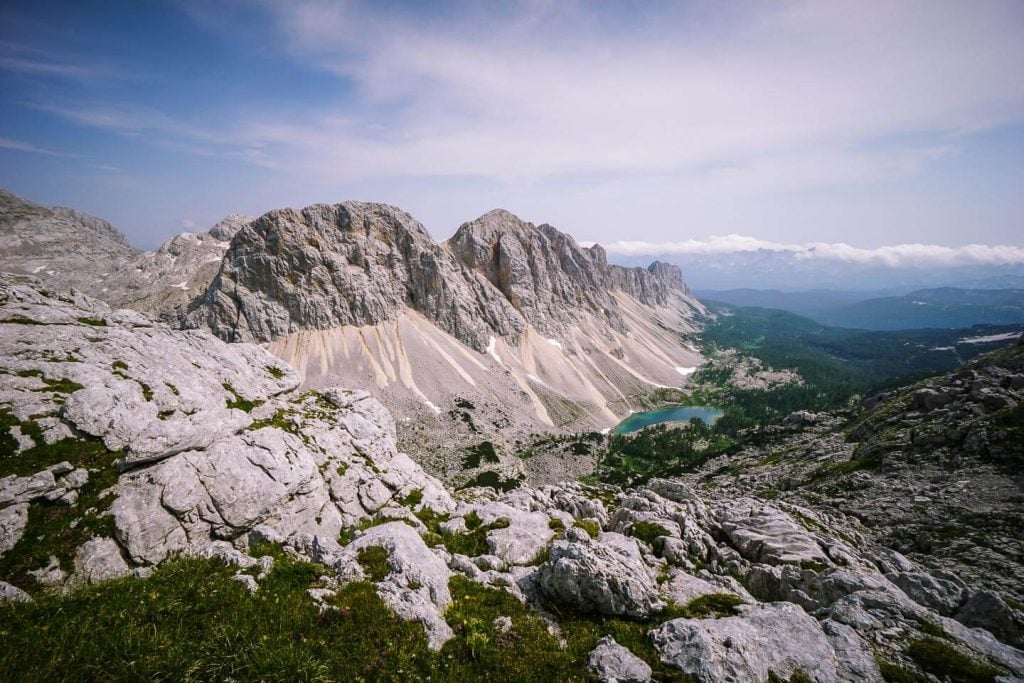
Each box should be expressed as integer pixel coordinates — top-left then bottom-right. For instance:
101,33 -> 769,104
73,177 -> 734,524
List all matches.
598,235 -> 1024,268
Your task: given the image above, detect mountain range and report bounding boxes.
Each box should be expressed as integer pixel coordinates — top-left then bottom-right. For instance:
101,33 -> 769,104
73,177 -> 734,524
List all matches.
0,190 -> 706,483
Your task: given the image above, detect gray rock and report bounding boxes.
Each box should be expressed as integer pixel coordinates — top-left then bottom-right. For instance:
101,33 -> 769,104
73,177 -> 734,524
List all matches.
714,499 -> 831,567
493,615 -> 513,633
537,528 -> 662,617
650,602 -> 843,682
334,521 -> 454,650
70,537 -> 132,585
0,503 -> 29,557
0,580 -> 32,603
587,635 -> 652,682
232,573 -> 259,593
956,590 -> 1024,648
891,570 -> 965,615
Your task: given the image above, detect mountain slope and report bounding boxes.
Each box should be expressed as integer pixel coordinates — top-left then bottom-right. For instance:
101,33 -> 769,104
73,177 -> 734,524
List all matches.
0,189 -> 139,290
185,202 -> 707,465
2,275 -> 1023,681
0,189 -> 252,323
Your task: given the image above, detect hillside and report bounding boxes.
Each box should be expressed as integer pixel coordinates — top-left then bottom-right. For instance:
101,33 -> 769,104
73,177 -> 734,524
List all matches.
2,276 -> 1023,681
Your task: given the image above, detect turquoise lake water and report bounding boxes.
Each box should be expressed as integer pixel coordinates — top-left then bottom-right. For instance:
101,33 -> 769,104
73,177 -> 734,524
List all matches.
612,405 -> 724,434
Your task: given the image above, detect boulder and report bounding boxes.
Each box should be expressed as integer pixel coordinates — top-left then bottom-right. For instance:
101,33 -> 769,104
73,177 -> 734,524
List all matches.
955,590 -> 1024,648
587,635 -> 652,682
0,503 -> 29,557
537,528 -> 662,618
650,602 -> 843,682
70,537 -> 132,585
334,521 -> 454,650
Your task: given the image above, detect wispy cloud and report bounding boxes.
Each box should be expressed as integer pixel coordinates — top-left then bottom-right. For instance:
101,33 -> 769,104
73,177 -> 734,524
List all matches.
600,235 -> 1024,268
0,42 -> 132,81
0,136 -> 75,157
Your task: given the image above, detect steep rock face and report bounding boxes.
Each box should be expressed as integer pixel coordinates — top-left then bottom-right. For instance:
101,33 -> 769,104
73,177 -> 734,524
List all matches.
447,210 -> 627,335
447,211 -> 693,334
0,190 -> 138,289
187,202 -> 524,351
609,261 -> 689,307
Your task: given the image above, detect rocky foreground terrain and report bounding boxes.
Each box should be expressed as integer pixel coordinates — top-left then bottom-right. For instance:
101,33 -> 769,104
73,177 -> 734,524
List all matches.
3,276 -> 1023,681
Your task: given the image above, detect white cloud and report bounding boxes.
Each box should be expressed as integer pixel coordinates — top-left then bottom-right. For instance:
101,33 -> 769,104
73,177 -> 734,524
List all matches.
180,218 -> 197,230
0,136 -> 75,158
601,235 -> 1024,268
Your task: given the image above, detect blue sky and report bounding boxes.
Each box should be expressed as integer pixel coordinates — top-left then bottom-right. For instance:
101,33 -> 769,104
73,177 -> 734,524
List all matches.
1,0 -> 1022,257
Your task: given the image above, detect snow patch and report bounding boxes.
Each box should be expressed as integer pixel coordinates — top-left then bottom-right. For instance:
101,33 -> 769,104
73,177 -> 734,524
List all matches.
675,366 -> 697,376
600,427 -> 611,435
31,265 -> 46,274
486,336 -> 502,364
170,281 -> 189,290
546,338 -> 563,350
958,331 -> 1021,345
526,373 -> 546,385
423,400 -> 442,415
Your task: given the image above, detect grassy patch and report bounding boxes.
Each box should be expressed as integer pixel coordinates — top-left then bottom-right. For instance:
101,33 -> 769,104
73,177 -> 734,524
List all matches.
357,546 -> 391,582
266,365 -> 285,379
443,515 -> 510,557
248,408 -> 299,434
907,637 -> 1005,683
679,593 -> 745,619
0,552 -> 700,681
875,655 -> 922,683
0,554 -> 439,681
573,519 -> 600,539
76,317 -> 106,327
462,440 -> 500,468
628,521 -> 670,545
222,382 -> 263,413
0,418 -> 120,590
399,488 -> 424,508
458,470 -> 523,493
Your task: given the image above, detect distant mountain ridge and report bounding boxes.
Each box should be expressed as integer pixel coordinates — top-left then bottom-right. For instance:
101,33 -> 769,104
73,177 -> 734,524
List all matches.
613,247 -> 1024,291
701,286 -> 1024,330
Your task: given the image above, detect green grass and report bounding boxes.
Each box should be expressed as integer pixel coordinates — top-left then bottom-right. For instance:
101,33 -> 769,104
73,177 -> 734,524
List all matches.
679,593 -> 745,619
0,422 -> 121,591
15,369 -> 84,394
223,382 -> 264,413
0,553 -> 696,682
875,655 -> 923,683
573,519 -> 600,539
76,316 -> 107,327
907,637 -> 1005,683
266,365 -> 285,379
357,546 -> 391,582
399,488 -> 424,508
462,441 -> 500,468
248,408 -> 299,434
442,516 -> 511,557
457,470 -> 523,493
628,521 -> 670,545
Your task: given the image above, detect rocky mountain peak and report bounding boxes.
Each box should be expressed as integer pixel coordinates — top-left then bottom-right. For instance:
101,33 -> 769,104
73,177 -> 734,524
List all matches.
186,200 -> 524,349
207,213 -> 254,242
